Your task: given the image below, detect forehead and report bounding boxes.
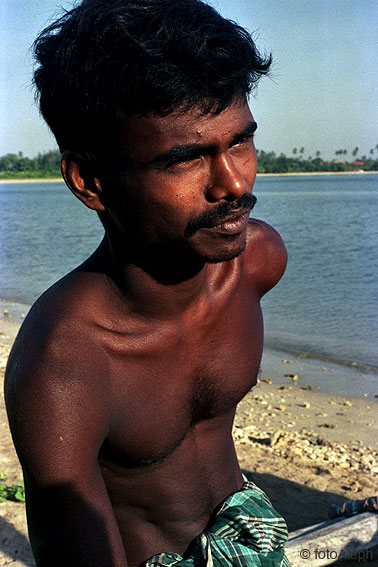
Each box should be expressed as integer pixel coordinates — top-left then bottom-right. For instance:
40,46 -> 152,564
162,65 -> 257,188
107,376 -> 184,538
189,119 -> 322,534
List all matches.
115,99 -> 254,162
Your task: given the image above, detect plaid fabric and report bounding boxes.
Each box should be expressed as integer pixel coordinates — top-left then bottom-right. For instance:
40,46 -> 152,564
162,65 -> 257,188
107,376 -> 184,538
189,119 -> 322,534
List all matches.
145,479 -> 290,566
328,495 -> 378,519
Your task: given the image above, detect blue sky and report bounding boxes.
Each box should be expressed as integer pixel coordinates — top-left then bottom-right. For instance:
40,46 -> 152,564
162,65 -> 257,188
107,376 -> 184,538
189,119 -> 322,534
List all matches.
1,0 -> 377,160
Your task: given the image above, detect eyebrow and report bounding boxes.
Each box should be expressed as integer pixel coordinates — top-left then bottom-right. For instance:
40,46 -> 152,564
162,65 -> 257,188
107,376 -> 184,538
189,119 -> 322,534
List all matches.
148,121 -> 258,166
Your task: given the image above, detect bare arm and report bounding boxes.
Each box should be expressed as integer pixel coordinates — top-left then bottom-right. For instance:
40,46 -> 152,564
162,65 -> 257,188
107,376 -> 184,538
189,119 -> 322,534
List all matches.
4,327 -> 128,567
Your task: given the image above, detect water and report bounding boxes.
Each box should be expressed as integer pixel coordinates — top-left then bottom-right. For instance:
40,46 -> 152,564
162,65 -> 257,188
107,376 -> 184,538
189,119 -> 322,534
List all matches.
0,175 -> 377,371
256,174 -> 378,370
0,182 -> 104,302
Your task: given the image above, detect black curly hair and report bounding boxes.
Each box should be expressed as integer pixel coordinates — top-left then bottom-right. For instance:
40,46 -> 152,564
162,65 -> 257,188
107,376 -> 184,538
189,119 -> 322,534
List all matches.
33,0 -> 271,155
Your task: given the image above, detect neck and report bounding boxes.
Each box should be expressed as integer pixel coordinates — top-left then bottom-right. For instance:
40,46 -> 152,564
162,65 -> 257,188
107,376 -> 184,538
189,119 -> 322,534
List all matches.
85,236 -> 213,318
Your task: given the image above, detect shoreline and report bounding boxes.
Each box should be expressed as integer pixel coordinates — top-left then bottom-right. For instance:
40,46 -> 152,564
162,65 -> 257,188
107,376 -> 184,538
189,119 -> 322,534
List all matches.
260,346 -> 378,401
264,339 -> 378,375
0,177 -> 63,184
0,170 -> 377,184
257,170 -> 378,177
2,311 -> 377,444
1,299 -> 377,401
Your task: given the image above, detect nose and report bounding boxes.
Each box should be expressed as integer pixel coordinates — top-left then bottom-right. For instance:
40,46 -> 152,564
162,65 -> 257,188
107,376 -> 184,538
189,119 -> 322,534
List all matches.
205,153 -> 248,203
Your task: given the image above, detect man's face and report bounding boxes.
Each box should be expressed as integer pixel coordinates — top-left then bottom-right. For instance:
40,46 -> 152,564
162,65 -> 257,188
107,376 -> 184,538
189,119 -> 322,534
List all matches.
104,99 -> 257,264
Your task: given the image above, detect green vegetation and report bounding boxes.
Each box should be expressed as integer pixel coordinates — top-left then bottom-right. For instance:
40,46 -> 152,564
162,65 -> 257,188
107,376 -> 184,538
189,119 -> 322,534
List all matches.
0,150 -> 61,179
256,146 -> 378,174
0,472 -> 25,503
0,146 -> 377,179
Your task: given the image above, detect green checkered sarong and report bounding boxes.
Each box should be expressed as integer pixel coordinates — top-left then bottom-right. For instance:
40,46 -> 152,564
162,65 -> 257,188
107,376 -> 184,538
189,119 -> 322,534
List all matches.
145,479 -> 290,566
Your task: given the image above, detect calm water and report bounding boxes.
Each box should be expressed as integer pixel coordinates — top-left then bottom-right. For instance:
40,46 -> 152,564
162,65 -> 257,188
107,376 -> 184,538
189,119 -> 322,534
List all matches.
0,175 -> 377,369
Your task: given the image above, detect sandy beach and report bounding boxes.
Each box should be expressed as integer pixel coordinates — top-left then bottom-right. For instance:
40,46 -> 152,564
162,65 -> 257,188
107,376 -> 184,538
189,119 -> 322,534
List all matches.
0,308 -> 377,566
0,178 -> 63,184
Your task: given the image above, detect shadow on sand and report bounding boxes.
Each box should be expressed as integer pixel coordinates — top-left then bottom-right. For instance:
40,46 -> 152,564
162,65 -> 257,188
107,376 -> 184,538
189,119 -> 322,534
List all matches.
0,512 -> 34,566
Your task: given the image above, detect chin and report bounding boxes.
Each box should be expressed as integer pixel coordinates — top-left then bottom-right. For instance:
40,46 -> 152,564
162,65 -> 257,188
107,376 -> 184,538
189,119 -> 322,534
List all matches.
201,239 -> 247,264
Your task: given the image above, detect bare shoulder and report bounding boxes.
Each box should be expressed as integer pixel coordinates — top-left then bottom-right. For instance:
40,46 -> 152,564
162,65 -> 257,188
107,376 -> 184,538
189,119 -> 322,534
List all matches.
4,272 -> 129,564
4,272 -> 112,482
6,270 -> 107,374
5,270 -> 111,392
241,218 -> 288,296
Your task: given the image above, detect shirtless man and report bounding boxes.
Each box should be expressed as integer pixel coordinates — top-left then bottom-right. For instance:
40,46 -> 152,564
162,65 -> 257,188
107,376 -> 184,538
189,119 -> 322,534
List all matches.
5,1 -> 289,565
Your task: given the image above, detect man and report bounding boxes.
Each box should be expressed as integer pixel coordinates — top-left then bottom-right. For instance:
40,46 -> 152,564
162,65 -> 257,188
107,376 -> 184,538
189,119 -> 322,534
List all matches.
5,0 -> 289,565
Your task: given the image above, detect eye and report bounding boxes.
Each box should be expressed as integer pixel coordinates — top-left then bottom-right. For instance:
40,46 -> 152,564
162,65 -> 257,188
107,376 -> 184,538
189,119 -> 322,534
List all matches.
230,134 -> 255,153
162,155 -> 203,172
237,134 -> 254,145
231,123 -> 258,149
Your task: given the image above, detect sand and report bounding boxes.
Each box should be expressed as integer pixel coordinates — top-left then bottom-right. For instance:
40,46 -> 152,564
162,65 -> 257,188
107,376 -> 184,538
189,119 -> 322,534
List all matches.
0,311 -> 377,566
0,178 -> 63,184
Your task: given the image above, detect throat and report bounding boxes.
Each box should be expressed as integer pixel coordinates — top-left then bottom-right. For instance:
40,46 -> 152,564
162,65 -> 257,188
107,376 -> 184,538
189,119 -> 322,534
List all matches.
109,233 -> 207,286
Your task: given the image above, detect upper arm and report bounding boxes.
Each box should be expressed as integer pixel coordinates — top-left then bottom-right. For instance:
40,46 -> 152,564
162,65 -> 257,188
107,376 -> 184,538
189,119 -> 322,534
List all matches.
4,329 -> 127,567
243,219 -> 288,297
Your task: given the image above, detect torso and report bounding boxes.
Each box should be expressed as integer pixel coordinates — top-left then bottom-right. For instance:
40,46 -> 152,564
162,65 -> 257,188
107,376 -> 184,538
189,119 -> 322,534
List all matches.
7,220 -> 285,565
96,251 -> 263,562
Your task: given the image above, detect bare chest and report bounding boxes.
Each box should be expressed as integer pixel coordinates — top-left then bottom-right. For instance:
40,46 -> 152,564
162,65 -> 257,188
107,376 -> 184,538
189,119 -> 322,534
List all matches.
99,291 -> 263,466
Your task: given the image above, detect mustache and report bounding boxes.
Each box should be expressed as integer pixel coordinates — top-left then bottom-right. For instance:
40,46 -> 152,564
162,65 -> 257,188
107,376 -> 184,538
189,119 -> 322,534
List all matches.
185,193 -> 257,237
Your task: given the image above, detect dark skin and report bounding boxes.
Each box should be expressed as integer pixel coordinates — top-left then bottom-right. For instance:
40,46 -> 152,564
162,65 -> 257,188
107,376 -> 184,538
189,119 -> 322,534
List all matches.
5,99 -> 287,567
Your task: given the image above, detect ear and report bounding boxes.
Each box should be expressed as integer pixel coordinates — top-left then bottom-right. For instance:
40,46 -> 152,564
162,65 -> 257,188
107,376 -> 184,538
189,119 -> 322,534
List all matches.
61,151 -> 106,212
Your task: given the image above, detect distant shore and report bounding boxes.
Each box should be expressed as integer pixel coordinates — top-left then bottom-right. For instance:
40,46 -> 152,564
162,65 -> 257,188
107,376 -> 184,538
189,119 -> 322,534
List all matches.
257,170 -> 378,177
0,170 -> 377,184
0,177 -> 63,184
